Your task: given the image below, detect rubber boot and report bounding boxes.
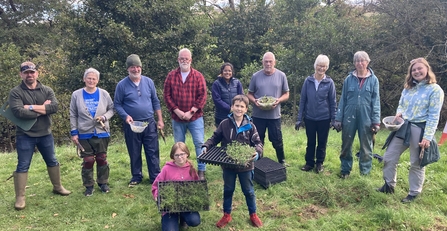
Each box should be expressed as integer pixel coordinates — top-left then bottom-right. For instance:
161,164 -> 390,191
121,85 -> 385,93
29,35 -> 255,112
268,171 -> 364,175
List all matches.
13,172 -> 27,210
47,166 -> 71,195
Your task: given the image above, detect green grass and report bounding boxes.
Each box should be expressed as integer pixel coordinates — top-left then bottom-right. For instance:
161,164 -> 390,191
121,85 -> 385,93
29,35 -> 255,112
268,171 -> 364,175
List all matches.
1,125 -> 447,230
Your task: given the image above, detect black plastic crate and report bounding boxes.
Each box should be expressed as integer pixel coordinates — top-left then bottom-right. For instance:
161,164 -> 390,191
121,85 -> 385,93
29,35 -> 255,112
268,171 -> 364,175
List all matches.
197,146 -> 247,168
157,180 -> 210,213
254,157 -> 287,189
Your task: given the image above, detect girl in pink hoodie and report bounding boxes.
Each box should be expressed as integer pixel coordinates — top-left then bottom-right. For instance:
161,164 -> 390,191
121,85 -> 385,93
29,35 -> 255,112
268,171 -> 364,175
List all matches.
152,142 -> 201,231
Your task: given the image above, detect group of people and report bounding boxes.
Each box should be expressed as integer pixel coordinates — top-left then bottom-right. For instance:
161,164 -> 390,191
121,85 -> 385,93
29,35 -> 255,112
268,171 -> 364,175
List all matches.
296,51 -> 444,204
7,48 -> 444,230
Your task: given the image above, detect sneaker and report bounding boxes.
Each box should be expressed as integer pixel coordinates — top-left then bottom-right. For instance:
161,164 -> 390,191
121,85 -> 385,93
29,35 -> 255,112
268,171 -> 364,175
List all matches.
99,184 -> 110,193
339,173 -> 350,179
216,213 -> 232,228
128,181 -> 140,188
300,165 -> 313,172
84,186 -> 94,196
315,163 -> 324,173
250,213 -> 263,227
282,162 -> 290,167
376,182 -> 394,194
401,194 -> 417,203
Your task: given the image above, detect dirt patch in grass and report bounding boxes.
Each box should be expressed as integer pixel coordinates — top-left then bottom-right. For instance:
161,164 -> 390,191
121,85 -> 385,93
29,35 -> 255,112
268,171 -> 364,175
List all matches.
433,217 -> 447,231
298,204 -> 328,220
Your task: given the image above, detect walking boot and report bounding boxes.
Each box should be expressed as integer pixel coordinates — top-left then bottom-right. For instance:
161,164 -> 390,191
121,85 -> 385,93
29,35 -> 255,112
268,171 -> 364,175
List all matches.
13,172 -> 27,210
376,181 -> 394,194
47,165 -> 71,195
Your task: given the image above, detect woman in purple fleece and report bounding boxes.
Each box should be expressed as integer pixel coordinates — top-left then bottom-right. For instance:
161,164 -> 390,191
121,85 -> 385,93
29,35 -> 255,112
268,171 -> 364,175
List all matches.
152,142 -> 201,231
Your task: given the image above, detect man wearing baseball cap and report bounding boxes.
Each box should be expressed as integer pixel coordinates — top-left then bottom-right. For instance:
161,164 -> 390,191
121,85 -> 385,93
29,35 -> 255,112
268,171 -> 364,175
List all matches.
9,61 -> 71,210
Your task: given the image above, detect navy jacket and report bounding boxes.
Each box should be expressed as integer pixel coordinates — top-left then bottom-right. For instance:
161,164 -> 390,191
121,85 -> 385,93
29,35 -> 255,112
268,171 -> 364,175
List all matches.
297,74 -> 336,122
212,77 -> 243,120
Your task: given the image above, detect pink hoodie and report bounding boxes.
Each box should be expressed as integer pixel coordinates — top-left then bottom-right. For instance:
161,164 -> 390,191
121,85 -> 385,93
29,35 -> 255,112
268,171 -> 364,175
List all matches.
152,161 -> 199,200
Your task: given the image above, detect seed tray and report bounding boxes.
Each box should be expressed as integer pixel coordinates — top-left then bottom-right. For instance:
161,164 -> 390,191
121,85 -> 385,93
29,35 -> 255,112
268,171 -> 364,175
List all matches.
254,157 -> 287,189
197,146 -> 247,168
157,180 -> 210,213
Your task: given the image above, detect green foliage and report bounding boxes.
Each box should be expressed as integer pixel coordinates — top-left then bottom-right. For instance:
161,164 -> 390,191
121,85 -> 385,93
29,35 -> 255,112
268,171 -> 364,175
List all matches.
1,127 -> 447,230
226,141 -> 255,165
1,0 -> 446,149
158,181 -> 210,212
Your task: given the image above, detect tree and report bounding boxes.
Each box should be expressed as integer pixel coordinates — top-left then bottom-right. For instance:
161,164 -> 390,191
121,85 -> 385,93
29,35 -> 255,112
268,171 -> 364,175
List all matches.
370,0 -> 447,117
0,0 -> 73,52
0,43 -> 23,151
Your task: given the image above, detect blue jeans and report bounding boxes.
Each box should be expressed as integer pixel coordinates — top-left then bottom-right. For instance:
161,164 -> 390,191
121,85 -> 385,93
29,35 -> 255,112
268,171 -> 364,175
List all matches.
16,134 -> 59,172
222,169 -> 256,214
124,118 -> 160,183
172,117 -> 205,171
161,212 -> 200,231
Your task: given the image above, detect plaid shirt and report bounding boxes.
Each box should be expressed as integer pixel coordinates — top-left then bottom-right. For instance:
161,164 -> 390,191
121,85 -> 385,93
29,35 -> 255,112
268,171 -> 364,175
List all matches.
163,67 -> 207,122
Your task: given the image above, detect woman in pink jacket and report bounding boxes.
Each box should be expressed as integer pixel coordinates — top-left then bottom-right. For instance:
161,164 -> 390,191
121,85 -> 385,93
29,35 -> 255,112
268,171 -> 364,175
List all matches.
152,142 -> 201,231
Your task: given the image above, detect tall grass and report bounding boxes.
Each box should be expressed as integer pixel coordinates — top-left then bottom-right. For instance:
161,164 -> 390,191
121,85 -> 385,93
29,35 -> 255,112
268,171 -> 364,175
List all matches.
1,125 -> 446,230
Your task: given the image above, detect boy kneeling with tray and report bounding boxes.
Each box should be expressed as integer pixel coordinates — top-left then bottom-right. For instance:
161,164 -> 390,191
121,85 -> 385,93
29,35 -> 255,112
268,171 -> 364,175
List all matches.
201,94 -> 263,228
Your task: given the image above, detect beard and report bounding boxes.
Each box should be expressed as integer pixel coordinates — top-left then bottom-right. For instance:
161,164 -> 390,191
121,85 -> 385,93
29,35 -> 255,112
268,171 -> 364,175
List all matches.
128,71 -> 141,79
179,63 -> 191,72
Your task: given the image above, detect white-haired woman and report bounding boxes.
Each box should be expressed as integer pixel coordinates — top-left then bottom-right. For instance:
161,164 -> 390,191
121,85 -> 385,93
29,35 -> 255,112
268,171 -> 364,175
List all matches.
296,55 -> 336,173
69,68 -> 115,196
333,51 -> 381,178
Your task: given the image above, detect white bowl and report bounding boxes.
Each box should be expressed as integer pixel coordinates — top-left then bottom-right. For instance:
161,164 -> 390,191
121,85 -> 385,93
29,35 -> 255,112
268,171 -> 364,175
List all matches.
257,96 -> 276,110
382,116 -> 404,131
130,121 -> 148,133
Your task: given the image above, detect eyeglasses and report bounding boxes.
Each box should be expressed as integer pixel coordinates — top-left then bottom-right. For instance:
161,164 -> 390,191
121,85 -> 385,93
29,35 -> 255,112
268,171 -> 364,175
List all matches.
178,58 -> 191,62
316,65 -> 327,69
174,153 -> 187,158
137,87 -> 141,97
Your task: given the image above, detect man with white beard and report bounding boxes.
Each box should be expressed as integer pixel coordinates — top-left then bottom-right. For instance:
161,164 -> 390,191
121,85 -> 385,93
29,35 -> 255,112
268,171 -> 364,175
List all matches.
114,54 -> 164,187
163,48 -> 207,180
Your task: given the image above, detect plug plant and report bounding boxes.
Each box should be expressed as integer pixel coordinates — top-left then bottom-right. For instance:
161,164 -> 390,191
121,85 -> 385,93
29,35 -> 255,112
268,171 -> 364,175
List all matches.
158,181 -> 210,213
225,142 -> 255,166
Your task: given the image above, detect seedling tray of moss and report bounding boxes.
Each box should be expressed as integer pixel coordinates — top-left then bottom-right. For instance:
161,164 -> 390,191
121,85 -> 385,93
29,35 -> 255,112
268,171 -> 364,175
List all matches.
157,180 -> 210,213
198,146 -> 253,168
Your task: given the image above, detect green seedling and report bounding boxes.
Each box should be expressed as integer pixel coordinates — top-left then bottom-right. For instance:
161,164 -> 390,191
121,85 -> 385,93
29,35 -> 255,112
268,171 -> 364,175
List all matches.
225,142 -> 255,166
158,181 -> 210,213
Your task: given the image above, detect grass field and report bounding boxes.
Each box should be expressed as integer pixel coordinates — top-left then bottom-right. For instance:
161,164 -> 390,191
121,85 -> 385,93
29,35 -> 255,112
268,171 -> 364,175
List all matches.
1,125 -> 447,230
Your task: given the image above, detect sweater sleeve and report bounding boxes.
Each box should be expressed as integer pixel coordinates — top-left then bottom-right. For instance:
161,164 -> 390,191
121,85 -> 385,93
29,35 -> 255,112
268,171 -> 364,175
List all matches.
113,81 -> 129,120
152,166 -> 167,200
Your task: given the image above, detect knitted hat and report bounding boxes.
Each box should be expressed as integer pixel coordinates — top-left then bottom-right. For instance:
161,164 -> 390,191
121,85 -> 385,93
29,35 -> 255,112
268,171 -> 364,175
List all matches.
126,54 -> 142,68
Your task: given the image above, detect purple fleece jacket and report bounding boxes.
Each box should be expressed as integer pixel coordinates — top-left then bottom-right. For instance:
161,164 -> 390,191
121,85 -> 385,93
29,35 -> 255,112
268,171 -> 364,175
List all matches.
151,161 -> 199,200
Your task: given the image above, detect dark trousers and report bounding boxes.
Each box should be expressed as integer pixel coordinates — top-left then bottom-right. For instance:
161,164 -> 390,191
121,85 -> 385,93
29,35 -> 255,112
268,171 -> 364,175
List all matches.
161,212 -> 200,231
252,117 -> 285,163
124,118 -> 160,183
304,118 -> 331,167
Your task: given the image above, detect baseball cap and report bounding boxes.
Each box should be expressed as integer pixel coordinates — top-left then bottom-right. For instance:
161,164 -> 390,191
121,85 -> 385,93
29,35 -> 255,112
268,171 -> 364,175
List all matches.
20,62 -> 37,73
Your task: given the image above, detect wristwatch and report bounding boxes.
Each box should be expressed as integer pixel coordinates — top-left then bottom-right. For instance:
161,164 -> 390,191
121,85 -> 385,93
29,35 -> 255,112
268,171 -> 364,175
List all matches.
29,105 -> 34,111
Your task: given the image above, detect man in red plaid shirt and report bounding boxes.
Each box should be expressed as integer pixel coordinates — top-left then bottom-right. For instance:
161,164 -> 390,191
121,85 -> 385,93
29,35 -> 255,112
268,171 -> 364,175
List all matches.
163,48 -> 207,180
